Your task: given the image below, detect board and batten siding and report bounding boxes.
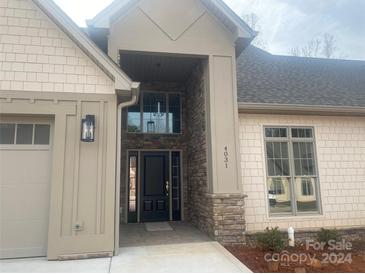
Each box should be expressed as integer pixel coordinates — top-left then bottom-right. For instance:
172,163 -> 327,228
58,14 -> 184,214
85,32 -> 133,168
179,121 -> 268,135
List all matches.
239,114 -> 365,232
0,0 -> 114,94
1,0 -> 118,259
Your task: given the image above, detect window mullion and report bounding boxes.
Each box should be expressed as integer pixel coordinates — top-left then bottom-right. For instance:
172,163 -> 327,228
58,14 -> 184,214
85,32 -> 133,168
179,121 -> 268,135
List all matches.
32,124 -> 35,145
288,135 -> 298,215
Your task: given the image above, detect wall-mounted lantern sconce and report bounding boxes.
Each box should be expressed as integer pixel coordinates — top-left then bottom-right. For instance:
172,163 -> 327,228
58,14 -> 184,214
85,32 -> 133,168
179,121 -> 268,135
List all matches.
81,115 -> 96,142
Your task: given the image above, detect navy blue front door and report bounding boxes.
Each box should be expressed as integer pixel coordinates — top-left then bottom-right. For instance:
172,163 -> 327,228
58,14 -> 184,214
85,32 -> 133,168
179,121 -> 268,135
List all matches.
141,152 -> 169,222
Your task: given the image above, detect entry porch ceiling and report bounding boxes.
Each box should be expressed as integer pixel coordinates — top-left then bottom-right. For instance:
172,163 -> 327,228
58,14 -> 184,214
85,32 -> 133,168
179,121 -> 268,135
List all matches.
120,52 -> 202,83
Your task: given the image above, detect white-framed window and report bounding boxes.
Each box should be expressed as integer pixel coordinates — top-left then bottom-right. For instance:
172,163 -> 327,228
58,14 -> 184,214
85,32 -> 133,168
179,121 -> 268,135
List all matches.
264,126 -> 321,216
0,123 -> 51,145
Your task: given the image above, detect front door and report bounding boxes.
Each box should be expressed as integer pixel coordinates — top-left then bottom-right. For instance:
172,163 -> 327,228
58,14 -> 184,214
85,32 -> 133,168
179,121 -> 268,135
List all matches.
141,152 -> 169,222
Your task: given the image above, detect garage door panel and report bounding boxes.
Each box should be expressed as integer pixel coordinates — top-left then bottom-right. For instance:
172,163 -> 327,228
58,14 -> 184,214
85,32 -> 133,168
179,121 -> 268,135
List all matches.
1,184 -> 50,220
0,150 -> 51,184
0,219 -> 48,258
0,119 -> 52,259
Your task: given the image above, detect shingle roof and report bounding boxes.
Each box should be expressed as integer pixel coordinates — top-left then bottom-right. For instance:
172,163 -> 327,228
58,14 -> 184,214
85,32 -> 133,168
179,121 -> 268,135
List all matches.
236,46 -> 365,107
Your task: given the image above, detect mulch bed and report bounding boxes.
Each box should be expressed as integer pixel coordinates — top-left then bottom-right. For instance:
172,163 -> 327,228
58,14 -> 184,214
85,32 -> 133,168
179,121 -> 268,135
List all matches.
225,241 -> 365,273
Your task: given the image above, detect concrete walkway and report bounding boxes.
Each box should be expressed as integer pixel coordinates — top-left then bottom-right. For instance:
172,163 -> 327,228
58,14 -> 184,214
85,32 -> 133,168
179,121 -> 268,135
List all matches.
1,223 -> 252,273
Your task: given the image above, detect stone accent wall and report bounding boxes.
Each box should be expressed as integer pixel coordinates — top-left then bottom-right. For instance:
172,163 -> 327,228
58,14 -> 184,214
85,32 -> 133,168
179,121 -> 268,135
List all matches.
185,63 -> 208,225
239,114 -> 365,232
205,194 -> 247,244
0,0 -> 114,94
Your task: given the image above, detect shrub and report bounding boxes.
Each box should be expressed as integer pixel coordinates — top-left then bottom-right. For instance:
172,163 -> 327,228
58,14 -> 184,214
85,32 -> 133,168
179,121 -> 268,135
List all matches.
257,227 -> 285,252
317,228 -> 340,246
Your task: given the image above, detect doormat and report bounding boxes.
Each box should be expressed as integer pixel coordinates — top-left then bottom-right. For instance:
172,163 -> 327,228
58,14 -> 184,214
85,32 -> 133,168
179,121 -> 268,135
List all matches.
145,222 -> 174,232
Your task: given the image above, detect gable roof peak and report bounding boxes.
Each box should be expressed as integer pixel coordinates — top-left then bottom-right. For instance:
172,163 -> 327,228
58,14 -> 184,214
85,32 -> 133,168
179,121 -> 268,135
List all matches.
87,0 -> 256,55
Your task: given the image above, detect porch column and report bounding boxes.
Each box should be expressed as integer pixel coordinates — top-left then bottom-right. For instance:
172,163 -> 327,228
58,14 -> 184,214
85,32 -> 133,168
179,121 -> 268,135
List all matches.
204,55 -> 246,244
206,55 -> 242,194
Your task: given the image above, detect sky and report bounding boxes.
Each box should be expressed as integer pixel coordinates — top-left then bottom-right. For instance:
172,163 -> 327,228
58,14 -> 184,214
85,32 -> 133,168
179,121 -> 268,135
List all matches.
54,0 -> 365,61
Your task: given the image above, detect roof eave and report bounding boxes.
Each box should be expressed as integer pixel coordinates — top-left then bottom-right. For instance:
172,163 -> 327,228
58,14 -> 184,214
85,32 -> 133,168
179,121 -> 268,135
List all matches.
238,102 -> 365,116
200,0 -> 256,55
32,0 -> 139,93
210,0 -> 256,38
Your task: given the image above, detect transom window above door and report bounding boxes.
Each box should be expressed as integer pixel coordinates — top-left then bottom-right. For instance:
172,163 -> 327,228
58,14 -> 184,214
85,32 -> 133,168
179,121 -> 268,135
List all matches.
127,92 -> 181,134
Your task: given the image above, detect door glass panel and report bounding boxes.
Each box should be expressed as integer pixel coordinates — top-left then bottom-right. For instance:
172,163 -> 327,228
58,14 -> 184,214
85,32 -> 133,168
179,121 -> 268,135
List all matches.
295,177 -> 319,212
0,123 -> 15,144
34,124 -> 50,145
144,156 -> 165,196
267,177 -> 292,214
16,124 -> 33,144
129,156 -> 137,213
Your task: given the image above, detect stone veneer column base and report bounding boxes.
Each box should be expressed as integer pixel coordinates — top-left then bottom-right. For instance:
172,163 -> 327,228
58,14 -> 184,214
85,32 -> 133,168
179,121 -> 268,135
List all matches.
204,193 -> 247,245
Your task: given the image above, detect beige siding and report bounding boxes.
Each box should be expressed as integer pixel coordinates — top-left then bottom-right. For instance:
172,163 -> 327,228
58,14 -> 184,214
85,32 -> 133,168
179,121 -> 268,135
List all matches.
239,114 -> 365,232
0,91 -> 117,259
0,0 -> 114,94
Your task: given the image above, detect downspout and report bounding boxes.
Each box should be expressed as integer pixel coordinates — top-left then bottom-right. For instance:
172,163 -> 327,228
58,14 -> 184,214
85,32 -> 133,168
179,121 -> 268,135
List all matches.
115,83 -> 140,255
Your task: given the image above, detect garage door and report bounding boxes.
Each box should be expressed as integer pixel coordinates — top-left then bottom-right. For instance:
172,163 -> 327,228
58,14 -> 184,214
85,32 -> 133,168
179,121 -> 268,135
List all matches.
0,118 -> 53,259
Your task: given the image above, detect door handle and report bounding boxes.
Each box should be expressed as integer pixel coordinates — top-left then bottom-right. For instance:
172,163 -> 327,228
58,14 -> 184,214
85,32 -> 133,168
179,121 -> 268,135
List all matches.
165,181 -> 169,196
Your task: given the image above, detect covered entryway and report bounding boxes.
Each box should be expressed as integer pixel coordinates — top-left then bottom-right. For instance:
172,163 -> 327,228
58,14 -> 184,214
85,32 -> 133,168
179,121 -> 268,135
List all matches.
0,117 -> 53,259
119,51 -> 207,229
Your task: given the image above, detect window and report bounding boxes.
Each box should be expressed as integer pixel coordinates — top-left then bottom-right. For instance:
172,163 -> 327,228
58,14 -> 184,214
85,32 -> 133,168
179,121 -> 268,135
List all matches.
0,123 -> 51,145
34,124 -> 51,145
0,124 -> 15,144
129,156 -> 137,213
264,127 -> 320,215
16,124 -> 33,144
171,151 -> 182,220
128,152 -> 138,223
127,105 -> 141,133
127,92 -> 181,134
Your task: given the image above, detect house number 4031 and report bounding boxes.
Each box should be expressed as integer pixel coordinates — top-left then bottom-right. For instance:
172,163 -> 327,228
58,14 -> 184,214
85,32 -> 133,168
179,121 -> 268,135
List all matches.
224,146 -> 229,168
